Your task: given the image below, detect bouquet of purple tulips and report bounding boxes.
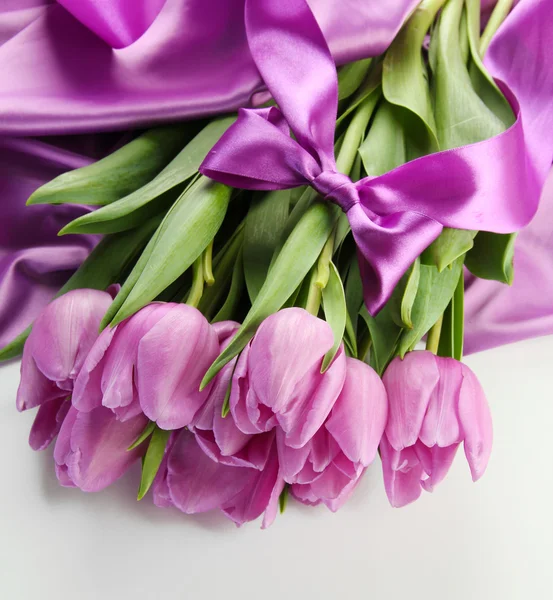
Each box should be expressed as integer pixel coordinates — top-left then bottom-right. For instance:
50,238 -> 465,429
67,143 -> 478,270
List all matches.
4,0 -> 553,527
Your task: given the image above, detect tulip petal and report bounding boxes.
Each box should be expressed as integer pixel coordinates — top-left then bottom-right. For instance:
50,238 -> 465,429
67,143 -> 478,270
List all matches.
72,325 -> 117,413
222,446 -> 281,526
65,407 -> 148,492
276,428 -> 313,482
29,397 -> 70,451
230,344 -> 266,435
248,308 -> 334,413
283,345 -> 347,448
458,364 -> 493,481
414,440 -> 459,492
152,433 -> 177,508
166,431 -> 255,514
380,435 -> 424,508
326,358 -> 388,466
419,356 -> 463,448
30,289 -> 113,386
100,304 -> 168,415
54,406 -> 79,487
137,305 -> 219,430
383,351 -> 439,451
17,345 -> 66,412
325,475 -> 363,512
309,462 -> 354,502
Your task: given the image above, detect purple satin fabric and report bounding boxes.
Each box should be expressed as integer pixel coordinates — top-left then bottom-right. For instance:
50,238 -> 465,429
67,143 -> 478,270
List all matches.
0,137 -> 105,348
56,0 -> 167,48
200,0 -> 540,315
465,0 -> 553,353
0,0 -> 418,135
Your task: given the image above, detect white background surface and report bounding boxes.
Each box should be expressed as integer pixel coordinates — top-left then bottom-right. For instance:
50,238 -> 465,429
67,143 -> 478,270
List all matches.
1,336 -> 552,600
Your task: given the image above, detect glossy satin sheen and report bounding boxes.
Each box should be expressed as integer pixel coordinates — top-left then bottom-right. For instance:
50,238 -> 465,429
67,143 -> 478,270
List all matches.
0,0 -> 419,135
200,0 -> 541,315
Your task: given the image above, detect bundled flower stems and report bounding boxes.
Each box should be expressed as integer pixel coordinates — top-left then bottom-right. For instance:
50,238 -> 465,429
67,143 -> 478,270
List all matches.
4,0 -> 553,527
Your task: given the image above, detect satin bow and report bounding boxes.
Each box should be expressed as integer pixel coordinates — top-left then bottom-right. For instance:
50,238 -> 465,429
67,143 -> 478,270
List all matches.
200,0 -> 540,314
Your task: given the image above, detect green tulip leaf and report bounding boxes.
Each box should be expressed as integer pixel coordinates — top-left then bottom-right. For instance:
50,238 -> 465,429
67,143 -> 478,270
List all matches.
390,258 -> 421,329
338,58 -> 372,101
127,421 -> 156,451
321,261 -> 347,372
431,0 -> 506,151
427,228 -> 477,272
59,117 -> 235,235
382,0 -> 442,151
465,0 -> 515,128
137,426 -> 171,501
437,269 -> 465,360
201,202 -> 337,388
213,249 -> 246,323
398,256 -> 464,357
108,177 -> 231,326
465,231 -> 516,284
243,190 -> 290,303
360,302 -> 402,376
27,124 -> 193,206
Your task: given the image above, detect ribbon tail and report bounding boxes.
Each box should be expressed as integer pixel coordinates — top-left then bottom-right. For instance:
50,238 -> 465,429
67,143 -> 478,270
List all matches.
347,203 -> 442,315
245,0 -> 338,166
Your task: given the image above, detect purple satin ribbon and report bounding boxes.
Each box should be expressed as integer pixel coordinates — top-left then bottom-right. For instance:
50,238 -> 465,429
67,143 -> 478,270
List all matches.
200,0 -> 540,315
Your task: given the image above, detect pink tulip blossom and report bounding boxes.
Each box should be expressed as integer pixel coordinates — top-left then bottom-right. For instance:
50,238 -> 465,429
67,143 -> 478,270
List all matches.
229,307 -> 347,449
54,405 -> 148,491
191,320 -> 275,470
280,358 -> 388,511
380,351 -> 493,508
16,288 -> 115,451
152,429 -> 284,528
73,302 -> 219,429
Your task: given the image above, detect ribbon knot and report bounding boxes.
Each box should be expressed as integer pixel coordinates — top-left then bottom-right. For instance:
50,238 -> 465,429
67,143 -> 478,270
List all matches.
200,0 -> 538,314
311,170 -> 359,213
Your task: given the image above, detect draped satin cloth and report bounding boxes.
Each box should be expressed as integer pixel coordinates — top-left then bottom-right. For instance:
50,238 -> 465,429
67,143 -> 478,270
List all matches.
0,0 -> 552,354
0,137 -> 99,348
0,0 -> 419,135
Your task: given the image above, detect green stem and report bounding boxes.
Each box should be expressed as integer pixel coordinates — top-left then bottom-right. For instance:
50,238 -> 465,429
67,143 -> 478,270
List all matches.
426,314 -> 444,354
479,0 -> 513,57
305,268 -> 323,316
186,255 -> 204,308
202,240 -> 215,286
335,94 -> 376,175
315,227 -> 336,288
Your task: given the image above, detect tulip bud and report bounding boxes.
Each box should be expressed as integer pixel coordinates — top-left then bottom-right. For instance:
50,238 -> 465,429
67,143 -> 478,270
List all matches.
16,288 -> 114,450
229,307 -> 347,448
282,358 -> 388,511
380,351 -> 493,507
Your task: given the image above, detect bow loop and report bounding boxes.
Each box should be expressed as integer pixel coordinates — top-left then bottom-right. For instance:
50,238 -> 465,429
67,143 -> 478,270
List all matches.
311,170 -> 359,213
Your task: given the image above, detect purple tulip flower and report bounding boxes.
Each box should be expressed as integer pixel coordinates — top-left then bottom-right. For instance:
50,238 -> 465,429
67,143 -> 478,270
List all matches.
152,429 -> 284,528
16,288 -> 115,451
191,321 -> 276,470
229,307 -> 347,448
380,351 -> 493,507
73,302 -> 219,429
280,358 -> 388,511
54,405 -> 148,491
